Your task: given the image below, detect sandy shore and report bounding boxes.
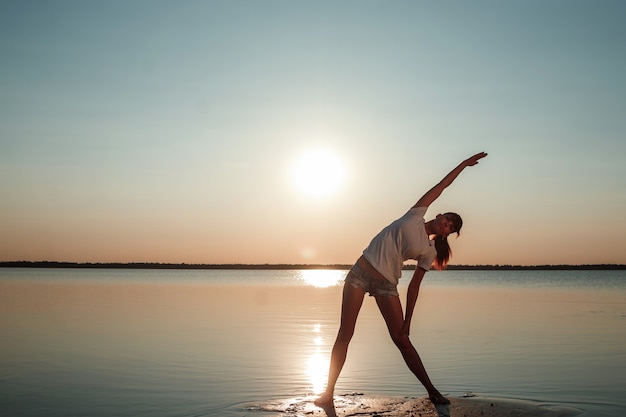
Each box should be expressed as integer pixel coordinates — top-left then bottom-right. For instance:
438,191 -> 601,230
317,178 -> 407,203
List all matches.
247,393 -> 582,417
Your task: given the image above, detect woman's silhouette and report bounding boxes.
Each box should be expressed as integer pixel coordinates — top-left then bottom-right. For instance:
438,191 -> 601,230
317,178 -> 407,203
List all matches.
315,152 -> 488,407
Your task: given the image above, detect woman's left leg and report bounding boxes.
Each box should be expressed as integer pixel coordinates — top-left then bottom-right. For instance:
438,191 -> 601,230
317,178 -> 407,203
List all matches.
374,295 -> 450,404
315,281 -> 366,406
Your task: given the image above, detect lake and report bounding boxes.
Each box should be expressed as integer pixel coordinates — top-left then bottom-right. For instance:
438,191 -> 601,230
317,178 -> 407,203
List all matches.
1,268 -> 625,416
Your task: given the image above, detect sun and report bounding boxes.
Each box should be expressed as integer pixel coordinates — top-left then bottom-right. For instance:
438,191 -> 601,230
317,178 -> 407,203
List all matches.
292,149 -> 346,198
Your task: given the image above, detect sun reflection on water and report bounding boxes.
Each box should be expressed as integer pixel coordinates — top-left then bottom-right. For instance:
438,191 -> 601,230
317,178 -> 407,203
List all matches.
294,273 -> 341,394
299,270 -> 345,288
306,323 -> 329,394
306,350 -> 327,394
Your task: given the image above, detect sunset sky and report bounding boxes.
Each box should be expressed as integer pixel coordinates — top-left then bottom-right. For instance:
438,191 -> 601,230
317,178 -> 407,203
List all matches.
2,1 -> 625,266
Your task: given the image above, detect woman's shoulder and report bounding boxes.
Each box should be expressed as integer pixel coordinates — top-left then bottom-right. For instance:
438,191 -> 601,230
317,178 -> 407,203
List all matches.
407,206 -> 428,217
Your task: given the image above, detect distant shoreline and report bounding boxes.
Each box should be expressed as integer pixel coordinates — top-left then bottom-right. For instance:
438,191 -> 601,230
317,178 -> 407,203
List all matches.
1,261 -> 625,271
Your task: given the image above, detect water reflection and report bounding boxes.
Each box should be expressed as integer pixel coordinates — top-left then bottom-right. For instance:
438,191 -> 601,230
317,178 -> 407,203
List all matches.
306,323 -> 329,394
306,351 -> 327,394
299,270 -> 345,288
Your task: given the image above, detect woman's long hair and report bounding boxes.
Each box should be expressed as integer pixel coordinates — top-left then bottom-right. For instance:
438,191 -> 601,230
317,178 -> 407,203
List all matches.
433,212 -> 463,270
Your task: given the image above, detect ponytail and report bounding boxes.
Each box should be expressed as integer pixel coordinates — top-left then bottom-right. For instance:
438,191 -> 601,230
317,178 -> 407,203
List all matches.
433,236 -> 452,270
432,212 -> 463,270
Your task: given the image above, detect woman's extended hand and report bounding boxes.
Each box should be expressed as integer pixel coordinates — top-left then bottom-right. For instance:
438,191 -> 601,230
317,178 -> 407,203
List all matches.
464,152 -> 488,167
413,151 -> 487,209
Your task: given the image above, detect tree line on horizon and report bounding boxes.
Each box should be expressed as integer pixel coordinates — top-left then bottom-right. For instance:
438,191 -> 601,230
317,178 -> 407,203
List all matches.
1,261 -> 625,270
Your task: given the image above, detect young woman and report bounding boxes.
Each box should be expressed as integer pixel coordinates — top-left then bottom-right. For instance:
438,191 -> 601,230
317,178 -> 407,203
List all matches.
315,152 -> 488,407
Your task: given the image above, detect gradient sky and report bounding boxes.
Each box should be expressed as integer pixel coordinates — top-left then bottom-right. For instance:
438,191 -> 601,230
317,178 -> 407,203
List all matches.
2,1 -> 625,266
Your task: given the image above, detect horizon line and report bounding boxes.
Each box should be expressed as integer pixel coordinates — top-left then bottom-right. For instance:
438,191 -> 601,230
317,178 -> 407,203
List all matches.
1,261 -> 625,271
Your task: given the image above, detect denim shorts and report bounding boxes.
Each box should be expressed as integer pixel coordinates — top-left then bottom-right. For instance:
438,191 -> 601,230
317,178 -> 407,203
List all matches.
345,262 -> 399,297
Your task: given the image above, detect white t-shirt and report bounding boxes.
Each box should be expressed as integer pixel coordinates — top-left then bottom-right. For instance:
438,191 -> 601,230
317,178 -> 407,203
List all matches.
362,206 -> 436,285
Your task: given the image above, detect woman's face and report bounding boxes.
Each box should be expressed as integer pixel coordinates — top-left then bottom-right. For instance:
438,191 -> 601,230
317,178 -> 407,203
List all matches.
434,213 -> 457,237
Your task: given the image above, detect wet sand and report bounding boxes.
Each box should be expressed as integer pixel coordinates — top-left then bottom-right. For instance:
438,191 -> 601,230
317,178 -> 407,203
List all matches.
248,393 -> 581,417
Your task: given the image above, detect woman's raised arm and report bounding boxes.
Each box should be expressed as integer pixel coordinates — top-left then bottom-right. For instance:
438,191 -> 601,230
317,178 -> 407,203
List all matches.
413,152 -> 487,209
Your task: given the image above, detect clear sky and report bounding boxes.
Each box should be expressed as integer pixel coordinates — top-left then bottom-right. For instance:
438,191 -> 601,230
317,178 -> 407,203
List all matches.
2,1 -> 625,266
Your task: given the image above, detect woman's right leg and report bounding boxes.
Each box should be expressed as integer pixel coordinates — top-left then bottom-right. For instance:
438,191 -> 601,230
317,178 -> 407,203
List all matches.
374,295 -> 450,405
314,281 -> 365,406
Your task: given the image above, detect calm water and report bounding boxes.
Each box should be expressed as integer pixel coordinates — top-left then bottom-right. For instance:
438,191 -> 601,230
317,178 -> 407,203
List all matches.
1,268 -> 625,417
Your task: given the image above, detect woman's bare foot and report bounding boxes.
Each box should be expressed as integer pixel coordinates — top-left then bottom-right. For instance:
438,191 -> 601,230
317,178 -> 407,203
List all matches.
429,392 -> 450,405
314,392 -> 334,407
